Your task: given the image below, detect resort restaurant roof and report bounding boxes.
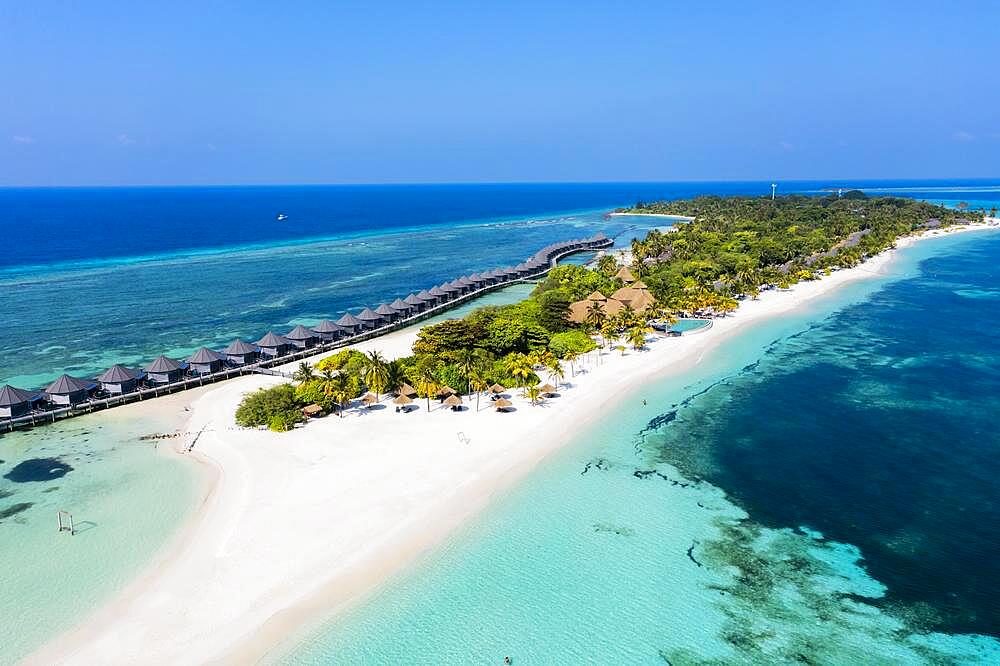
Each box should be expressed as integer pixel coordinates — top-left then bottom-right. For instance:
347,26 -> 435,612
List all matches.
256,332 -> 293,348
286,325 -> 319,341
223,338 -> 259,354
45,374 -> 96,395
311,320 -> 342,334
336,312 -> 362,327
0,384 -> 42,408
146,355 -> 187,373
631,280 -> 649,290
404,293 -> 424,306
586,290 -> 608,302
615,266 -> 636,282
389,298 -> 411,311
356,307 -> 382,321
374,303 -> 396,316
186,347 -> 225,364
611,285 -> 639,303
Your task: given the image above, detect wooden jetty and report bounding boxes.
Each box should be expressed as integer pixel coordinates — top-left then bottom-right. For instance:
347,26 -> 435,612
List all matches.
1,234 -> 612,433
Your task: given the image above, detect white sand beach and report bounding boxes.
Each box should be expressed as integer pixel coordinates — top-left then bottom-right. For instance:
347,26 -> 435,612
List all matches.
27,222 -> 998,665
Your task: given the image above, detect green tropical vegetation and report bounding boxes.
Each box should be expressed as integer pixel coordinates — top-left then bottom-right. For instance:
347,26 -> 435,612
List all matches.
617,194 -> 983,312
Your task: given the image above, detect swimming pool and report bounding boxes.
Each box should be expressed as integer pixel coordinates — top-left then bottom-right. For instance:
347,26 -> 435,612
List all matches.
651,318 -> 713,335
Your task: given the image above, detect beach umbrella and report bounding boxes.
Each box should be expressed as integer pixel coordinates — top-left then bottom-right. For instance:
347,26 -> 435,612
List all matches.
489,383 -> 506,394
393,394 -> 413,405
301,404 -> 324,418
436,385 -> 457,398
493,398 -> 513,411
398,382 -> 417,397
538,383 -> 557,394
361,392 -> 378,406
443,394 -> 463,408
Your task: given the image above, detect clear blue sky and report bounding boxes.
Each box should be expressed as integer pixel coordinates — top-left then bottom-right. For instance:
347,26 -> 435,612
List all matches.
2,1 -> 998,186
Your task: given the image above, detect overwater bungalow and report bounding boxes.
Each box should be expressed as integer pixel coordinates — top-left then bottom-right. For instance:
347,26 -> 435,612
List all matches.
428,285 -> 448,303
255,332 -> 294,359
311,320 -> 343,342
389,298 -> 412,316
456,276 -> 475,293
223,338 -> 259,365
356,307 -> 383,330
414,289 -> 436,307
45,374 -> 96,406
374,303 -> 398,322
336,312 -> 363,335
97,364 -> 143,394
286,325 -> 320,350
440,281 -> 461,298
0,384 -> 42,419
146,355 -> 188,384
186,348 -> 226,375
403,293 -> 425,312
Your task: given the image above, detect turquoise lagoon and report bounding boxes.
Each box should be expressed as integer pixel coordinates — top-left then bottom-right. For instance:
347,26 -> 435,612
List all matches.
277,231 -> 1000,664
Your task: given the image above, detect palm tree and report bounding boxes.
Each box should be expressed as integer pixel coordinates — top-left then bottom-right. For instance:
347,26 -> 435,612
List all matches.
361,350 -> 390,400
563,350 -> 579,377
523,385 -> 542,406
416,365 -> 439,413
504,353 -> 535,387
547,359 -> 564,389
292,361 -> 315,383
455,348 -> 484,397
585,301 -> 607,331
385,359 -> 407,396
328,373 -> 353,417
469,370 -> 487,412
627,326 -> 648,350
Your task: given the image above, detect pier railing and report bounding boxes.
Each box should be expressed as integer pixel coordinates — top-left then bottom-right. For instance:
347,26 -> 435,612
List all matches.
2,235 -> 612,432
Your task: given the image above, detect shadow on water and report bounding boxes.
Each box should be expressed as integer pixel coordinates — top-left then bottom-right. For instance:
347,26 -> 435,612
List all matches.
2,458 -> 73,483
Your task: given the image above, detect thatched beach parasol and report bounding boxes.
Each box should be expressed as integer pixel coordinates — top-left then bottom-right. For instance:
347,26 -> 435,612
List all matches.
437,385 -> 457,398
361,393 -> 378,406
493,398 -> 513,411
538,383 -> 557,395
302,404 -> 324,418
398,382 -> 417,397
393,394 -> 413,405
443,394 -> 463,409
489,383 -> 506,394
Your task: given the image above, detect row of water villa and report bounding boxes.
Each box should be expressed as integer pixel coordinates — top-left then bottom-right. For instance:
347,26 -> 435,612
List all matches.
0,234 -> 612,431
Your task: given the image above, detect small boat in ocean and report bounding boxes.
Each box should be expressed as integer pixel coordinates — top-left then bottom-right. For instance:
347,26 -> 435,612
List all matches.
276,213 -> 288,221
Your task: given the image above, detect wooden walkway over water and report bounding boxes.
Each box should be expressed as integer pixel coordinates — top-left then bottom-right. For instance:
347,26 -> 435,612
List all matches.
1,234 -> 612,433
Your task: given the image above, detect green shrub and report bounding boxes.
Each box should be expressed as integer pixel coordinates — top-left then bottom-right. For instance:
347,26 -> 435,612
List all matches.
235,384 -> 304,430
548,330 -> 597,357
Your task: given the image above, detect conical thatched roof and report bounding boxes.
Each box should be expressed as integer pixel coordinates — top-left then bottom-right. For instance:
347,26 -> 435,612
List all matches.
440,281 -> 460,292
389,298 -> 410,311
312,320 -> 341,334
443,394 -> 462,407
357,307 -> 382,321
46,374 -> 94,394
428,286 -> 446,297
256,332 -> 292,347
538,383 -> 557,394
186,348 -> 224,364
616,266 -> 635,282
604,298 -> 626,315
398,382 -> 416,397
393,394 -> 413,405
631,280 -> 649,290
336,312 -> 362,327
97,364 -> 139,383
404,293 -> 424,306
436,385 -> 457,397
611,286 -> 639,303
489,383 -> 506,394
0,384 -> 40,407
286,325 -> 318,341
494,398 -> 513,409
629,290 -> 655,312
361,392 -> 378,405
568,300 -> 591,324
224,338 -> 258,354
586,290 -> 607,302
374,303 -> 395,316
147,355 -> 185,373
415,290 -> 435,301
